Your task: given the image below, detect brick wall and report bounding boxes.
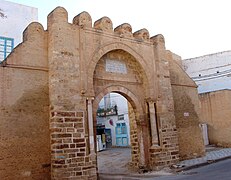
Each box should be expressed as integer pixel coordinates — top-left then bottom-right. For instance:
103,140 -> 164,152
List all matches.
128,102 -> 140,168
50,111 -> 97,179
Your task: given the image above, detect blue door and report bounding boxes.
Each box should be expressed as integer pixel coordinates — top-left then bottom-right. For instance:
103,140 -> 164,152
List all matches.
115,122 -> 128,146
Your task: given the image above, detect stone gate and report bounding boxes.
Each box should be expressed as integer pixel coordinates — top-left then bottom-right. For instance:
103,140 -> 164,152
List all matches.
0,7 -> 205,180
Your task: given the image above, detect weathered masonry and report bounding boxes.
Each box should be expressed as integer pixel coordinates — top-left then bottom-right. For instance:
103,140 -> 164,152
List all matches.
0,7 -> 205,179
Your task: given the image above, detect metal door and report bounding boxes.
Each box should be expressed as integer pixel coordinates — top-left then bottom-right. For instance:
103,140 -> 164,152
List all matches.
115,122 -> 128,146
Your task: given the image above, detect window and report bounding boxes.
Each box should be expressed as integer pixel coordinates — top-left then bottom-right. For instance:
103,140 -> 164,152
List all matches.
116,122 -> 127,134
0,36 -> 14,62
118,114 -> 124,121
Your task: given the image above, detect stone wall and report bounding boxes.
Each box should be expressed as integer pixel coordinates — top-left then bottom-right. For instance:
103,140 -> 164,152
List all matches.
47,8 -> 97,179
0,20 -> 50,179
167,51 -> 205,160
148,35 -> 179,169
0,64 -> 50,179
199,90 -> 231,147
128,102 -> 140,168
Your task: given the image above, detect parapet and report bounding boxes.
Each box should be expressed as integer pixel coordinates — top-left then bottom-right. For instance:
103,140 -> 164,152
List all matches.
5,21 -> 47,67
73,11 -> 92,28
150,34 -> 165,49
133,28 -> 150,41
47,6 -> 68,27
23,22 -> 45,42
46,6 -> 166,46
114,23 -> 133,38
94,16 -> 113,33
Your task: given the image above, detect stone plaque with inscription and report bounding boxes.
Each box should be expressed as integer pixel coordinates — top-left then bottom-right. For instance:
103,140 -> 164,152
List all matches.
106,59 -> 127,74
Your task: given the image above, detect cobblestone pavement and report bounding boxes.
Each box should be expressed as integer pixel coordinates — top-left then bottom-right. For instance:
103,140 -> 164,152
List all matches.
98,146 -> 231,179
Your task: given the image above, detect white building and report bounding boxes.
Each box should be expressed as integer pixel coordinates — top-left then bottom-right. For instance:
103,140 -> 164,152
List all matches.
97,93 -> 130,149
0,0 -> 38,62
182,50 -> 231,94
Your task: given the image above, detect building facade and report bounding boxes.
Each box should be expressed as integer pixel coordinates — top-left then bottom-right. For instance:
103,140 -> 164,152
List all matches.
0,0 -> 38,61
97,93 -> 131,148
183,51 -> 231,147
0,7 -> 204,179
183,51 -> 231,94
199,90 -> 231,147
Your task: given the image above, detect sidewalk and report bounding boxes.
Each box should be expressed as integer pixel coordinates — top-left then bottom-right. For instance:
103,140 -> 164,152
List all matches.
98,146 -> 231,179
173,145 -> 231,172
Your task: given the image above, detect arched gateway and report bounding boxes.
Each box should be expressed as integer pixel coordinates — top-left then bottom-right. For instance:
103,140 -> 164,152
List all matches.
0,7 -> 205,180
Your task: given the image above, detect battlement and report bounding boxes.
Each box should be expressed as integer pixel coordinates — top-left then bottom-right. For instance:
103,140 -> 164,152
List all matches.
16,6 -> 165,49
46,6 -> 165,44
2,6 -> 166,69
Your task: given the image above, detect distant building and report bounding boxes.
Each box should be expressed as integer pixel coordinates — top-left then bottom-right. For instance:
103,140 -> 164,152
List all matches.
182,51 -> 231,94
182,51 -> 231,147
96,93 -> 130,150
0,0 -> 37,62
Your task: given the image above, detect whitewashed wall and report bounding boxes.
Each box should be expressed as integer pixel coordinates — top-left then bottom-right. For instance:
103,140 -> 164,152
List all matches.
182,51 -> 231,93
98,93 -> 131,145
0,0 -> 37,51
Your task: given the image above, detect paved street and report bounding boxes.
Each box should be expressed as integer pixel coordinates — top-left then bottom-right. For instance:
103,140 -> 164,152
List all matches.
98,146 -> 231,180
98,148 -> 178,179
153,158 -> 231,180
97,147 -> 132,174
99,158 -> 231,180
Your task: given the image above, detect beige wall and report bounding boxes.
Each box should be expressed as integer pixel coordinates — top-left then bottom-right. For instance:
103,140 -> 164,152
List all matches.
0,22 -> 50,179
199,90 -> 231,147
0,68 -> 50,179
168,51 -> 205,160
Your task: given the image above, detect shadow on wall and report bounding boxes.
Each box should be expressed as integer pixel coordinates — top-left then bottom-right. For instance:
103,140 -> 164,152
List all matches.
0,86 -> 51,179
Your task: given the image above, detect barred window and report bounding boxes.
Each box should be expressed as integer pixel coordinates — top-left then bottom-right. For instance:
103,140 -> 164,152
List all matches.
0,36 -> 14,62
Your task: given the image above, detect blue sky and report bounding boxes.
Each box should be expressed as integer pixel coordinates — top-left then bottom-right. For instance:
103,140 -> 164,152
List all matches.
5,0 -> 231,59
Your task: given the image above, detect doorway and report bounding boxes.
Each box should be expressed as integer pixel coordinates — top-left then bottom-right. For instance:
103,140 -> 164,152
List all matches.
95,92 -> 134,174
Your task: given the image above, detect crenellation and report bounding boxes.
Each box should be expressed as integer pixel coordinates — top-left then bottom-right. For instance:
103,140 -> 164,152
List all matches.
151,34 -> 165,47
114,23 -> 133,38
73,11 -> 92,28
47,6 -> 68,26
133,28 -> 150,41
93,16 -> 113,33
22,22 -> 45,42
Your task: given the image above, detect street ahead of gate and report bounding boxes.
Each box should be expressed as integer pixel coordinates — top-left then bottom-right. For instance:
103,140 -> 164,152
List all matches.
151,158 -> 231,180
100,158 -> 231,180
98,147 -> 231,180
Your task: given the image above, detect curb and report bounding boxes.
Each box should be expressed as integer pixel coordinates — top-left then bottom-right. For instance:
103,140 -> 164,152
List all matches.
99,173 -> 170,178
175,155 -> 231,172
99,155 -> 231,179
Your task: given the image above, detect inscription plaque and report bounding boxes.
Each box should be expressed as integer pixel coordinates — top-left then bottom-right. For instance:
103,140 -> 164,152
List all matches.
106,59 -> 127,74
